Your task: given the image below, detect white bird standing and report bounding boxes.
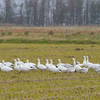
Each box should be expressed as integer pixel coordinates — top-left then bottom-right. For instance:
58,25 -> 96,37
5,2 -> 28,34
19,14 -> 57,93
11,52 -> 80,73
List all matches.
14,59 -> 21,71
49,59 -> 61,73
86,56 -> 93,65
37,59 -> 47,70
83,56 -> 92,67
72,58 -> 82,72
56,59 -> 68,72
45,59 -> 51,70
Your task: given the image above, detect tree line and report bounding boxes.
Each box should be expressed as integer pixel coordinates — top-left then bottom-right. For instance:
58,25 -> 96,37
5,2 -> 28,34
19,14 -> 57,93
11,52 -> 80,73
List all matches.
0,0 -> 100,26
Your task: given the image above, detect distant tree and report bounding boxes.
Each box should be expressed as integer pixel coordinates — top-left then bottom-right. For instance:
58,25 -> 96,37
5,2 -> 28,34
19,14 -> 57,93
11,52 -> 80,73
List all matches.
39,0 -> 46,26
75,0 -> 83,25
19,3 -> 24,25
3,0 -> 15,23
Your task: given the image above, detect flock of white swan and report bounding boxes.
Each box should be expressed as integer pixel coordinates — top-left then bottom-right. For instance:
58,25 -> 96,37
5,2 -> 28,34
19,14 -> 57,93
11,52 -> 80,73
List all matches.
0,56 -> 100,74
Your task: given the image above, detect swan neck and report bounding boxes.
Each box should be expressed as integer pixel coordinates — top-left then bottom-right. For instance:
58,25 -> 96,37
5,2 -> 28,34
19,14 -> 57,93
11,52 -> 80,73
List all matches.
46,60 -> 48,64
38,60 -> 40,65
59,60 -> 61,64
87,57 -> 89,63
50,60 -> 53,66
73,59 -> 76,67
83,57 -> 86,64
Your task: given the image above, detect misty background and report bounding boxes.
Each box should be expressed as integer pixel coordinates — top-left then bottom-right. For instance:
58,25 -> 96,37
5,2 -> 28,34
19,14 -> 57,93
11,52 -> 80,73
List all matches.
0,0 -> 100,26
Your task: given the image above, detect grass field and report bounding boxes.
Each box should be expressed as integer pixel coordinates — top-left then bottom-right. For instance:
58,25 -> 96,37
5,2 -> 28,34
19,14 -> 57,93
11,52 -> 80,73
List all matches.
0,44 -> 100,100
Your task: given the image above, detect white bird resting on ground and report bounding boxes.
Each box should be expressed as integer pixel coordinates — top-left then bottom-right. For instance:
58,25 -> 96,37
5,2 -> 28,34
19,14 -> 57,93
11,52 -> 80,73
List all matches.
56,59 -> 72,68
25,60 -> 37,70
19,63 -> 33,72
79,66 -> 90,74
17,58 -> 24,65
57,64 -> 68,72
1,62 -> 13,72
66,67 -> 75,73
76,61 -> 83,67
93,68 -> 100,73
1,60 -> 13,67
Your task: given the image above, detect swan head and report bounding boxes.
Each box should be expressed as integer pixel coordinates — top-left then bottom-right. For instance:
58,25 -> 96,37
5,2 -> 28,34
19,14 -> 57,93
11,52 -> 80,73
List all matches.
58,59 -> 61,62
50,59 -> 53,63
13,59 -> 17,62
37,58 -> 40,61
26,59 -> 29,63
72,58 -> 75,61
17,58 -> 20,61
83,56 -> 86,58
46,59 -> 48,62
76,61 -> 80,64
1,60 -> 5,63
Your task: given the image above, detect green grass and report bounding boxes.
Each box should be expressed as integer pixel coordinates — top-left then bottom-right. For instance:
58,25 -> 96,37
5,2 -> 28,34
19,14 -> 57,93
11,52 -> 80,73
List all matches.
0,38 -> 99,44
0,44 -> 100,100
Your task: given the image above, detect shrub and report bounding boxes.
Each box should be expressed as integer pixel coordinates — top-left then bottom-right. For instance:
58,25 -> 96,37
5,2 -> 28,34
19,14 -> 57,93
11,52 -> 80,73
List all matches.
48,31 -> 54,35
7,32 -> 12,35
1,32 -> 6,36
73,32 -> 81,36
89,32 -> 94,35
24,31 -> 29,36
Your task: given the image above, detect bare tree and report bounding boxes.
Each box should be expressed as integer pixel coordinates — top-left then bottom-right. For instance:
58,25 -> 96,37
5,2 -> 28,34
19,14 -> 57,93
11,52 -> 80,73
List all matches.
3,0 -> 15,23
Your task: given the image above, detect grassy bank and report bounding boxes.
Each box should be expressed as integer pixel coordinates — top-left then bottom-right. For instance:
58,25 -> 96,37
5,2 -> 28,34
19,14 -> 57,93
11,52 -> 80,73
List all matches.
0,26 -> 100,44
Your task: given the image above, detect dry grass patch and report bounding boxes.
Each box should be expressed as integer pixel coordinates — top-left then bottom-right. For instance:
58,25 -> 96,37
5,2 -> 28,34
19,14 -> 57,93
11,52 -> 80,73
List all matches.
0,44 -> 100,100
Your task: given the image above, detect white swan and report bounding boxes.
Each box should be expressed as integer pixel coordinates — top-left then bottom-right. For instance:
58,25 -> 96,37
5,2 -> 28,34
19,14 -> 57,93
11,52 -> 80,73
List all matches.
1,63 -> 13,72
94,67 -> 100,73
87,56 -> 100,70
86,56 -> 93,65
66,67 -> 75,73
89,64 -> 100,71
1,60 -> 13,67
79,67 -> 90,74
49,59 -> 61,73
56,59 -> 72,68
25,60 -> 37,70
72,58 -> 81,72
13,59 -> 21,71
19,63 -> 32,72
37,59 -> 47,70
76,61 -> 83,67
56,60 -> 68,72
57,65 -> 68,72
26,60 -> 36,66
17,58 -> 24,65
66,58 -> 76,73
45,59 -> 51,70
0,63 -> 3,69
83,56 -> 92,67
